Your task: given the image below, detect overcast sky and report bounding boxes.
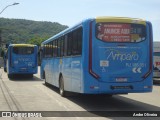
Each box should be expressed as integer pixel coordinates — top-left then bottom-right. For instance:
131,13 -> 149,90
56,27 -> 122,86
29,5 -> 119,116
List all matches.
1,0 -> 160,41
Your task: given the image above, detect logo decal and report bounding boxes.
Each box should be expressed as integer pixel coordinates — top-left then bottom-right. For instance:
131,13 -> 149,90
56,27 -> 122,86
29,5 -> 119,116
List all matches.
106,49 -> 139,62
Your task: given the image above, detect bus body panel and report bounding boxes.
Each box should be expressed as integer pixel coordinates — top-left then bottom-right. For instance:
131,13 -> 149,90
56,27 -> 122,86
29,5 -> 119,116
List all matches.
62,57 -> 72,91
43,58 -> 53,84
70,56 -> 82,92
42,57 -> 82,93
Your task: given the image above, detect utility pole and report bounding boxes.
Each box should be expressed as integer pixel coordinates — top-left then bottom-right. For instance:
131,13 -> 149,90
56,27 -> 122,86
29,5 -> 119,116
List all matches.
0,3 -> 19,56
0,3 -> 19,15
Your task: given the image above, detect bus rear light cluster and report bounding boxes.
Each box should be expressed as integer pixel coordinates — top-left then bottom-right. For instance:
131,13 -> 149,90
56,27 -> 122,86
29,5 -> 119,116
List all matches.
142,22 -> 153,79
89,21 -> 100,80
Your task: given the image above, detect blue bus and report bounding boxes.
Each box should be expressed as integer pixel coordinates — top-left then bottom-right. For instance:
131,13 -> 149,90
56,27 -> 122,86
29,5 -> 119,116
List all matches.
4,44 -> 38,78
40,17 -> 153,97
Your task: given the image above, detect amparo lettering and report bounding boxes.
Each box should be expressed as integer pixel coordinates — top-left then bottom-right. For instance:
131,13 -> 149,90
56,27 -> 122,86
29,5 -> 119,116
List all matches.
107,51 -> 139,62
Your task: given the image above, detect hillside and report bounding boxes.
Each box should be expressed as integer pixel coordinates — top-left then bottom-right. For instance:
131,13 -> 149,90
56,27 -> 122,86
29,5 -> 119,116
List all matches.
0,18 -> 68,46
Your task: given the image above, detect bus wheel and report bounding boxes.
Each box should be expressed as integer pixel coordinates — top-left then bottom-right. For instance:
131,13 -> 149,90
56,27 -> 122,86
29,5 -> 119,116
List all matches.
104,94 -> 113,97
59,76 -> 66,97
44,72 -> 48,85
29,74 -> 33,78
4,68 -> 7,72
8,74 -> 13,79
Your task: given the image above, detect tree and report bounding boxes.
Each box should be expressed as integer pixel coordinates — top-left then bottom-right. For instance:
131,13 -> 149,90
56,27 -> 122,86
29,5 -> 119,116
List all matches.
0,18 -> 68,45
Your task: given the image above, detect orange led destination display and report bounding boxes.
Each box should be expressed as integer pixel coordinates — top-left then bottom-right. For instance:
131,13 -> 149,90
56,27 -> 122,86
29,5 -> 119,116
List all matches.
97,23 -> 131,42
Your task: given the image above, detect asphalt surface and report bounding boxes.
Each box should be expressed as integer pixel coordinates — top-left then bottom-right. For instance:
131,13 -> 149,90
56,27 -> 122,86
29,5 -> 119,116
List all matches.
0,68 -> 159,120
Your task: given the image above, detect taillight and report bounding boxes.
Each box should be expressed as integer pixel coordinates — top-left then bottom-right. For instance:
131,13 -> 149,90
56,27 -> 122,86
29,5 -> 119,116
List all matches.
142,22 -> 153,79
89,21 -> 100,79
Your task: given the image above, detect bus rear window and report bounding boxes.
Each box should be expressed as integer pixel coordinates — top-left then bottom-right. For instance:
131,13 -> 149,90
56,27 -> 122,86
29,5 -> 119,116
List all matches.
13,47 -> 34,55
96,23 -> 146,42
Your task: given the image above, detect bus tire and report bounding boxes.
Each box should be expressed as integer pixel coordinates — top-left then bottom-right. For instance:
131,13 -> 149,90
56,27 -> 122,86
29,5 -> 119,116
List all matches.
43,71 -> 45,79
8,74 -> 13,79
104,94 -> 113,97
44,72 -> 48,86
59,76 -> 66,97
4,68 -> 7,72
29,74 -> 33,78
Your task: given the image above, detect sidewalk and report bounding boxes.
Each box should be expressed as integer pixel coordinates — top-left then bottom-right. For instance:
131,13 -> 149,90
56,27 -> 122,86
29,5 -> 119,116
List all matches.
0,67 -> 3,77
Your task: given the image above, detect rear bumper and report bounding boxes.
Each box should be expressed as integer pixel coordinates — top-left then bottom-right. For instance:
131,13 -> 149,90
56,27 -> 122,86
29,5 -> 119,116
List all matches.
8,67 -> 38,74
83,77 -> 153,94
98,82 -> 152,94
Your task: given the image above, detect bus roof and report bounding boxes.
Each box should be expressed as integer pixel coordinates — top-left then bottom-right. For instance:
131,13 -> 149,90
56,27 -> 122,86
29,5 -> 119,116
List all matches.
10,44 -> 37,47
95,16 -> 146,25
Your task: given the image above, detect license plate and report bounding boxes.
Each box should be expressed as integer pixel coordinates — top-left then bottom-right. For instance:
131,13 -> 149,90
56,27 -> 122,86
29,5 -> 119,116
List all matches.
111,86 -> 133,90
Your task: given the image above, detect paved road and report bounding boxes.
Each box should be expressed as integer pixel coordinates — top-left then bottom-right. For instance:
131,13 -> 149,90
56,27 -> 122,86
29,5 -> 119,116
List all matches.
0,68 -> 160,120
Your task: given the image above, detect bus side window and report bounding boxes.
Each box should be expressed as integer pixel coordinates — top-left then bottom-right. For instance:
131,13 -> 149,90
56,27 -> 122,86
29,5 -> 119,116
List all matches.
53,40 -> 55,57
55,39 -> 58,57
49,42 -> 53,58
64,35 -> 68,57
51,41 -> 53,57
72,27 -> 83,55
77,27 -> 82,55
67,33 -> 72,56
46,44 -> 49,57
72,31 -> 78,55
60,36 -> 64,57
57,38 -> 61,57
44,45 -> 46,58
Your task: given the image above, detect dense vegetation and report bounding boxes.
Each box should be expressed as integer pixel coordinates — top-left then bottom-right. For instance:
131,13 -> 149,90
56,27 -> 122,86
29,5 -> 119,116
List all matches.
0,18 -> 68,46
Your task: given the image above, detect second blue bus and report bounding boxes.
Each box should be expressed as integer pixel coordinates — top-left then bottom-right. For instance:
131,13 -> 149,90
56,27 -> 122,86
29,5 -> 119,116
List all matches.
4,44 -> 38,78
